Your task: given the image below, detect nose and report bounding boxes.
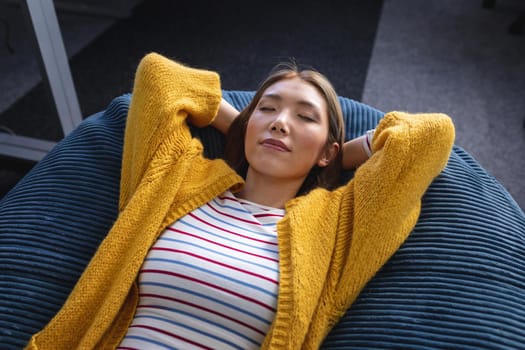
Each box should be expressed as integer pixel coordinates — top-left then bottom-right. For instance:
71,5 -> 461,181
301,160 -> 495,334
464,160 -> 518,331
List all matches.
269,112 -> 289,135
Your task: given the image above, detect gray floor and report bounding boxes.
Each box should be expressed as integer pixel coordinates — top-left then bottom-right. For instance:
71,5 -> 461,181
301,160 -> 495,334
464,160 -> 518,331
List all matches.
1,0 -> 523,209
363,0 -> 524,209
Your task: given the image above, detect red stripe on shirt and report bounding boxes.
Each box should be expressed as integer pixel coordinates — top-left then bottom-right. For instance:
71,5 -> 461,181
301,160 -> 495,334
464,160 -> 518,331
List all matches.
166,227 -> 279,262
138,293 -> 266,336
206,201 -> 261,225
128,324 -> 213,350
150,247 -> 278,284
141,269 -> 276,312
188,212 -> 278,245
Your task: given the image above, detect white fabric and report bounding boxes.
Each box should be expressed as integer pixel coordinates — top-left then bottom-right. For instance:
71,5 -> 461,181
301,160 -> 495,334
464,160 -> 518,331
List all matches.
118,191 -> 284,350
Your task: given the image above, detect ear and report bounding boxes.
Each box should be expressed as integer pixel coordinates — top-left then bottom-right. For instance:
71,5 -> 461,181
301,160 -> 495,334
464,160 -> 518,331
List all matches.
317,142 -> 340,167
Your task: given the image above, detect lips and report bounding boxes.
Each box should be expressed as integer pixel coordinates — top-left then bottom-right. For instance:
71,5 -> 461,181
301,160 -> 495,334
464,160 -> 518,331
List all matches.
261,138 -> 290,152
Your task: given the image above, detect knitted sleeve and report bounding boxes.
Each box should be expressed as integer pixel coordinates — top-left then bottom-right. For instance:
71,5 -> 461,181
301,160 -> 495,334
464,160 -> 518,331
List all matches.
24,53 -> 223,350
335,111 -> 455,317
119,52 -> 222,208
363,111 -> 455,215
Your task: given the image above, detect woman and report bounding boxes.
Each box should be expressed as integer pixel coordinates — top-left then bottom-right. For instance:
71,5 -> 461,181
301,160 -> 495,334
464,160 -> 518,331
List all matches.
26,52 -> 455,349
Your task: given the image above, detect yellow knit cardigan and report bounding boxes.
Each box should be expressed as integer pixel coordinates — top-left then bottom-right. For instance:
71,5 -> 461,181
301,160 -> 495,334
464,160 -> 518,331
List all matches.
26,53 -> 455,349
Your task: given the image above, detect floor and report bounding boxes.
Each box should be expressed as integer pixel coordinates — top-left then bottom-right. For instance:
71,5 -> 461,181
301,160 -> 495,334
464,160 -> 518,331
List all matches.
0,0 -> 523,209
363,0 -> 525,210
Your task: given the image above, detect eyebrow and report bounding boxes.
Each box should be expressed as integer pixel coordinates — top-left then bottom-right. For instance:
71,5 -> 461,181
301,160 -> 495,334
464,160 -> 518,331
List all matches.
261,93 -> 321,111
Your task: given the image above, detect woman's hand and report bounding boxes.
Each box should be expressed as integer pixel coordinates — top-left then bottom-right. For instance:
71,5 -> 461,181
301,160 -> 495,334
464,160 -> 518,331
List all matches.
341,130 -> 374,170
211,98 -> 239,134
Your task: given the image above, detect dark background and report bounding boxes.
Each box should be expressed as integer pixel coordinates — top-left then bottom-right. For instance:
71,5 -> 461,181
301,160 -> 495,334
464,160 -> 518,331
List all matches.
1,0 -> 523,209
0,0 -> 383,198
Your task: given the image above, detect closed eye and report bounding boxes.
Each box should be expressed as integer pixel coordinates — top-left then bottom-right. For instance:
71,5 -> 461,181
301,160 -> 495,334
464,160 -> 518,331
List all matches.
259,106 -> 275,112
298,114 -> 316,122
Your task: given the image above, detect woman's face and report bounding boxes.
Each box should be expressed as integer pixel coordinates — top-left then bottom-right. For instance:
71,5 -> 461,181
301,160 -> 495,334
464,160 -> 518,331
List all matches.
244,77 -> 336,184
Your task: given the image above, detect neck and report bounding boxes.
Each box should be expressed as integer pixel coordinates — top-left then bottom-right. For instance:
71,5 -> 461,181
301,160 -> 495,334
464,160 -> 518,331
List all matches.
237,168 -> 304,209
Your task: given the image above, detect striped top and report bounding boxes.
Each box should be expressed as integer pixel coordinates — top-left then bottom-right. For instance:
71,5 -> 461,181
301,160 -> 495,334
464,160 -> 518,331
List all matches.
118,191 -> 284,350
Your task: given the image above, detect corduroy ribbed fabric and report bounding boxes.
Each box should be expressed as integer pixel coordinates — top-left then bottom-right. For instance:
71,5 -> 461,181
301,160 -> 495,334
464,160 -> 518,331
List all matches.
25,53 -> 455,349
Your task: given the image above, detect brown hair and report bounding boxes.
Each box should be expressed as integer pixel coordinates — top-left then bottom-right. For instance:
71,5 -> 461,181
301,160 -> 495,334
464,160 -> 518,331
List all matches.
224,62 -> 345,196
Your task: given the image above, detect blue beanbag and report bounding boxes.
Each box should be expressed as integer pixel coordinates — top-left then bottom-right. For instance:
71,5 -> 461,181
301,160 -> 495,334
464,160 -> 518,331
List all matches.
0,92 -> 524,349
